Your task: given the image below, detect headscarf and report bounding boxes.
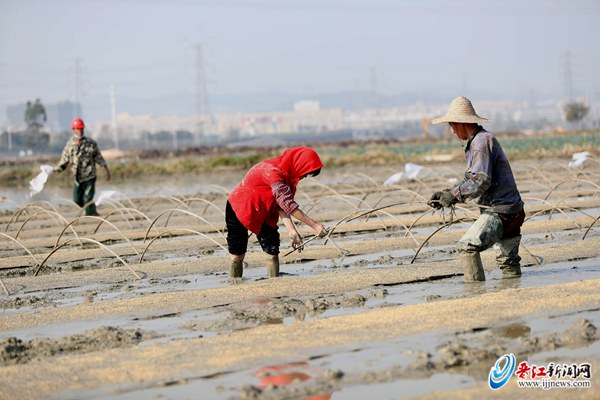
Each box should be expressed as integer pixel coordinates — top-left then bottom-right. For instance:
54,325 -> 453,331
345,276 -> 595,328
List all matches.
263,147 -> 322,193
228,147 -> 322,234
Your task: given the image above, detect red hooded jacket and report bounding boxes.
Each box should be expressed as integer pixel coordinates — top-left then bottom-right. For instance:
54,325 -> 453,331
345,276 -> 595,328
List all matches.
228,147 -> 323,234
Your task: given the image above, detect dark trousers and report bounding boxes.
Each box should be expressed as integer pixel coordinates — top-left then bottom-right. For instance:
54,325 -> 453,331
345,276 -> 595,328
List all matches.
225,201 -> 280,256
73,178 -> 97,216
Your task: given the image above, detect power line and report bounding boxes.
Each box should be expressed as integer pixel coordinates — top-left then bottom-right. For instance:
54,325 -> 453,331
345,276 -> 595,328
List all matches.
195,43 -> 210,117
562,50 -> 573,101
195,42 -> 211,143
74,58 -> 83,117
110,84 -> 119,150
369,66 -> 378,109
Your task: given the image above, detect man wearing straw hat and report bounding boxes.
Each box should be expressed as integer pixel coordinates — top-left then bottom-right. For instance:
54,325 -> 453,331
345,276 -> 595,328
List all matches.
427,96 -> 525,282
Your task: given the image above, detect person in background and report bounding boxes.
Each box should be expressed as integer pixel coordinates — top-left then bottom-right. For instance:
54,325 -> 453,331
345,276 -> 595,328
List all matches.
428,96 -> 525,282
54,117 -> 111,216
226,146 -> 328,278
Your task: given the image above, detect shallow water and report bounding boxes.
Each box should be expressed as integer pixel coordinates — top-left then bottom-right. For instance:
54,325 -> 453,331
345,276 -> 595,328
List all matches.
81,307 -> 600,400
3,159 -> 600,399
4,256 -> 600,343
0,173 -> 240,211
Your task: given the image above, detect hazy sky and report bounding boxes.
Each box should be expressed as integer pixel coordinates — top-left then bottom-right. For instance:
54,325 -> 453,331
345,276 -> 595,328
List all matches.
1,0 -> 599,116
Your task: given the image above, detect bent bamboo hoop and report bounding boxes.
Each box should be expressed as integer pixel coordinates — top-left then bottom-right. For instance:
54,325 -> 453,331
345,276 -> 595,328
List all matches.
139,228 -> 227,264
34,237 -> 140,279
143,208 -> 226,243
54,216 -> 140,255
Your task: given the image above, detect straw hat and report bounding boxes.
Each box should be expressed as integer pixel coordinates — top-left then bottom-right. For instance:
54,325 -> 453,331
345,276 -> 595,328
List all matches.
431,96 -> 488,125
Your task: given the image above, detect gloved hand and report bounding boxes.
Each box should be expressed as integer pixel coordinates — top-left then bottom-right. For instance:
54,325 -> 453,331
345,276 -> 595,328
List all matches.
428,189 -> 458,209
439,189 -> 458,207
428,191 -> 444,209
289,231 -> 304,252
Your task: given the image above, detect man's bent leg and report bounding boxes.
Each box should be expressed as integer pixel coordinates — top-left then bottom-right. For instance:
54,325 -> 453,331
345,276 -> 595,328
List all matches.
494,235 -> 522,278
457,212 -> 504,282
460,252 -> 486,282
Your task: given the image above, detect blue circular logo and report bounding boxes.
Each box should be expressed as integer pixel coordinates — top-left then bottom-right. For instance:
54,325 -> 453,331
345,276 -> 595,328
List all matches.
488,353 -> 516,390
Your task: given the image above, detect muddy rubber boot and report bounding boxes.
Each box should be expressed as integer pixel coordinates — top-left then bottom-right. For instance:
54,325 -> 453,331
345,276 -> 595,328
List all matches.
495,235 -> 522,279
461,252 -> 485,282
266,255 -> 280,278
229,259 -> 244,278
501,264 -> 522,278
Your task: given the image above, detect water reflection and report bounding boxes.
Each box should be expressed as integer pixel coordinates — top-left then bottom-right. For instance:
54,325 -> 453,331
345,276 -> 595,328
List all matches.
498,276 -> 522,291
491,322 -> 531,338
460,275 -> 522,296
82,289 -> 96,304
254,362 -> 332,400
461,281 -> 487,296
264,317 -> 283,325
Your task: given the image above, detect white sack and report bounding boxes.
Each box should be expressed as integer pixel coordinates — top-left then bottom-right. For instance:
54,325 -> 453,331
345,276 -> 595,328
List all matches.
29,165 -> 53,197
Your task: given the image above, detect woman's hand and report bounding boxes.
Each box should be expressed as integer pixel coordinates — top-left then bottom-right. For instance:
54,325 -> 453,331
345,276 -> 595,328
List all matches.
288,230 -> 304,252
315,224 -> 330,237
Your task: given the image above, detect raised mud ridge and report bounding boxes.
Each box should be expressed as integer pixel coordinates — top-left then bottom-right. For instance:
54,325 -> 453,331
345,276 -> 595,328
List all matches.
1,158 -> 599,399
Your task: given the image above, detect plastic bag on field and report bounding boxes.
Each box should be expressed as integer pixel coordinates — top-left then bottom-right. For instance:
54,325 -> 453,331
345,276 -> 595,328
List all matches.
568,151 -> 590,168
96,190 -> 117,206
384,163 -> 423,185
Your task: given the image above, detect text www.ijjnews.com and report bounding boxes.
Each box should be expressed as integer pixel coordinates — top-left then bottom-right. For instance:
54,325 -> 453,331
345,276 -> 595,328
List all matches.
517,379 -> 592,390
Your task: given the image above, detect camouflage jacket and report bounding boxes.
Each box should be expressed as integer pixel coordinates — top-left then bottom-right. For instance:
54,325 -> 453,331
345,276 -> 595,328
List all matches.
56,136 -> 107,183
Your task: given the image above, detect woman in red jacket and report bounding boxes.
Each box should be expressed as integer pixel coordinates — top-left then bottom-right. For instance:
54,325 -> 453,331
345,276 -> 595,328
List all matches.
226,146 -> 328,278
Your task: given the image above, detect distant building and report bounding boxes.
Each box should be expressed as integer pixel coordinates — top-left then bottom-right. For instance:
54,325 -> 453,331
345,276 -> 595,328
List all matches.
5,100 -> 82,133
5,103 -> 27,129
46,101 -> 82,132
293,100 -> 320,113
88,97 -> 580,147
92,101 -> 345,142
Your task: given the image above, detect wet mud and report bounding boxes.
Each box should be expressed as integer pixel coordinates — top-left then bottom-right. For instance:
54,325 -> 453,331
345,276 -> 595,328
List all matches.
0,326 -> 160,366
229,318 -> 599,400
1,159 -> 600,399
184,292 -> 372,334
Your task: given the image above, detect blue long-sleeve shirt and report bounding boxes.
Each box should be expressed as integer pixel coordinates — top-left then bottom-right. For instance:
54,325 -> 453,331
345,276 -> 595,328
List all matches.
451,126 -> 523,214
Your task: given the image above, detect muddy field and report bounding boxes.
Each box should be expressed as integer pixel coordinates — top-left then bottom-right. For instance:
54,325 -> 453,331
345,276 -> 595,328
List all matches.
1,157 -> 599,399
